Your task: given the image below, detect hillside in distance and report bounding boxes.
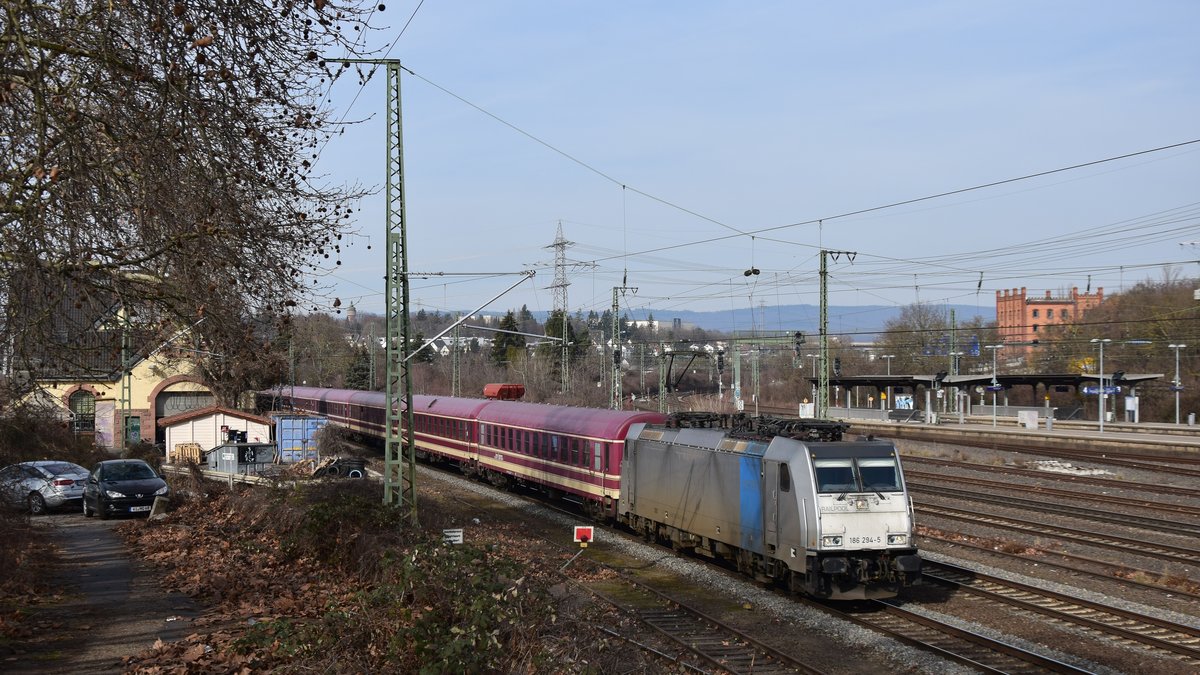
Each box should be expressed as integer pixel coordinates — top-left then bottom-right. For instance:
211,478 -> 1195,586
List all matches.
622,303 -> 995,338
500,303 -> 996,339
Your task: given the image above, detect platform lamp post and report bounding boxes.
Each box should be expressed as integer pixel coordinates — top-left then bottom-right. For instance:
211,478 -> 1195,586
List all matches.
1169,343 -> 1187,425
985,345 -> 1003,427
1090,338 -> 1112,433
881,354 -> 895,410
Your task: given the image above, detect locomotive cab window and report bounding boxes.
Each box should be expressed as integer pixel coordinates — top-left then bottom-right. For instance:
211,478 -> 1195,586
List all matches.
858,458 -> 901,492
813,459 -> 856,493
813,457 -> 901,493
778,464 -> 791,493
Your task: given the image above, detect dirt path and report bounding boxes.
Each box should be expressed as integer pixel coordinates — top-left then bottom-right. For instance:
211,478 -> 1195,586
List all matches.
3,512 -> 201,674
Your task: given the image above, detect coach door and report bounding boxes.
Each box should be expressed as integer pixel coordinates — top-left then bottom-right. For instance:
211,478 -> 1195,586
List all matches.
763,460 -> 781,553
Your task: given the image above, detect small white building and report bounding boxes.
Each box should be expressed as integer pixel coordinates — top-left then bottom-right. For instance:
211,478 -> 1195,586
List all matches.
158,406 -> 273,463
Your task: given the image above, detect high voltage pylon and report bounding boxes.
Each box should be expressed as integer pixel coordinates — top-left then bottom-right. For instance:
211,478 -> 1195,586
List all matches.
543,222 -> 594,393
549,223 -> 572,393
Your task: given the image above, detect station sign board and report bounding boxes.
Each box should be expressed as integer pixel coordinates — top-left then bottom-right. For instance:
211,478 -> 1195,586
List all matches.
1081,386 -> 1121,395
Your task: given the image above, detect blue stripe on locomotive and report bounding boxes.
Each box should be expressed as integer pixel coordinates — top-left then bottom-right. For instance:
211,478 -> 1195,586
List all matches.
739,444 -> 767,553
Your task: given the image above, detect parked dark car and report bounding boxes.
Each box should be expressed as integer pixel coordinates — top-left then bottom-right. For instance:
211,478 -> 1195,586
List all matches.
82,459 -> 170,519
0,461 -> 90,514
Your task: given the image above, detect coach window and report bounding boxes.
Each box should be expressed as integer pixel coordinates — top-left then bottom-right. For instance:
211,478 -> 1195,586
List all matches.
779,464 -> 791,493
568,438 -> 579,466
593,442 -> 603,471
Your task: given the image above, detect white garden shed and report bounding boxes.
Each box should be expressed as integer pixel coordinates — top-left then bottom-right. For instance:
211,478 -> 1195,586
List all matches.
158,406 -> 273,463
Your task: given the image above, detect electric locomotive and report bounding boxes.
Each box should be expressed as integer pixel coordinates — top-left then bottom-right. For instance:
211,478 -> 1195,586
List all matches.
620,414 -> 921,600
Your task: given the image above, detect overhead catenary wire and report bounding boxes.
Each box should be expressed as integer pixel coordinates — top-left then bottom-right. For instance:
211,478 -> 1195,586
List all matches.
321,55 -> 1200,320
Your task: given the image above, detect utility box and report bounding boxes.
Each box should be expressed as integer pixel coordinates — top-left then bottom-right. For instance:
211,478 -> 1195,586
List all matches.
272,414 -> 327,463
206,442 -> 276,474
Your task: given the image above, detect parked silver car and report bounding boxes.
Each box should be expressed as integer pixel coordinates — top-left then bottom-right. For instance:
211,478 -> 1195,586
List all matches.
0,461 -> 90,514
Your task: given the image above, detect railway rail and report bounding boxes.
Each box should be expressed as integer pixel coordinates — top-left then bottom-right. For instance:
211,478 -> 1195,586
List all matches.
916,502 -> 1200,567
908,483 -> 1200,539
917,529 -> 1200,601
823,599 -> 1089,674
905,469 -> 1200,520
965,442 -> 1200,478
922,561 -> 1200,666
574,568 -> 825,675
902,455 -> 1200,498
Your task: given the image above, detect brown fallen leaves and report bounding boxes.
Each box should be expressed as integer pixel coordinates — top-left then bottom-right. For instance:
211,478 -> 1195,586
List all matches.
112,477 -> 620,673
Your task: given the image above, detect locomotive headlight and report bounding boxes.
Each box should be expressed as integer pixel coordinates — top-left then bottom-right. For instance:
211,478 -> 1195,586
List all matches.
821,535 -> 843,548
887,534 -> 909,546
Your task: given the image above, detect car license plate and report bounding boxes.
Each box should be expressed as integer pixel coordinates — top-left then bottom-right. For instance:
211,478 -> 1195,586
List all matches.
129,505 -> 151,512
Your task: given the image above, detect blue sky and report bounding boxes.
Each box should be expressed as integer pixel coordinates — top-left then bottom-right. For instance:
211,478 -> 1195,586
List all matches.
311,1 -> 1200,329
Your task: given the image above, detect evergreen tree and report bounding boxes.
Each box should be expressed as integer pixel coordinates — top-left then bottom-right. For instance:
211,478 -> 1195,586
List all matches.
490,311 -> 525,366
345,347 -> 371,390
410,332 -> 437,364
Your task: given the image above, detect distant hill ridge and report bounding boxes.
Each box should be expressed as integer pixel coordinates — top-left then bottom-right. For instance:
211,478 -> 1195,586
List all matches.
484,303 -> 994,338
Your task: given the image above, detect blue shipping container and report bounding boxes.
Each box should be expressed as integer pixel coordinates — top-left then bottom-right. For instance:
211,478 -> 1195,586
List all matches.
274,414 -> 328,463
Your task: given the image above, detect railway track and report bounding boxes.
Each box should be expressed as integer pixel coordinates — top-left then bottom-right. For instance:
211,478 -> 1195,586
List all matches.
903,455 -> 1200,498
574,568 -> 825,675
908,483 -> 1200,538
922,561 -> 1200,666
916,502 -> 1200,566
905,469 -> 1200,520
823,599 -> 1089,674
976,442 -> 1200,478
917,530 -> 1200,601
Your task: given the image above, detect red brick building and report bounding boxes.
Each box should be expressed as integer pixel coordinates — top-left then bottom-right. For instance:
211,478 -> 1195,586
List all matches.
996,286 -> 1103,345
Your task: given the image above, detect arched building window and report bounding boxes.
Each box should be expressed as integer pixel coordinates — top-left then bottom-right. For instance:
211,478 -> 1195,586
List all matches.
69,391 -> 96,432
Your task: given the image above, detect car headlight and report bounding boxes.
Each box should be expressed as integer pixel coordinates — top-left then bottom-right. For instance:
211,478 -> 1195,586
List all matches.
888,534 -> 909,546
821,535 -> 843,547
154,486 -> 169,496
105,490 -> 127,498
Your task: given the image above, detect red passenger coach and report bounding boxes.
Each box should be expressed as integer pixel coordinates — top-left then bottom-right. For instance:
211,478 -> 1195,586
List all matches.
472,402 -> 667,518
265,386 -> 668,519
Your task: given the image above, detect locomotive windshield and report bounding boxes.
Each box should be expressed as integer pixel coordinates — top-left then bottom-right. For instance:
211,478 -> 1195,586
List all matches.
813,457 -> 901,494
